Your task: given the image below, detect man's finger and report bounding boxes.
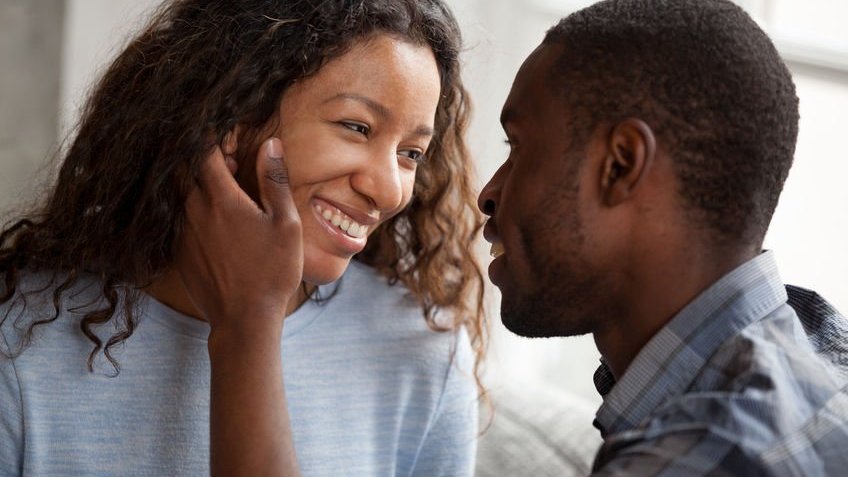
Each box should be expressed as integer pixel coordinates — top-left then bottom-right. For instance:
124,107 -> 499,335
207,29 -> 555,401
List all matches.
256,138 -> 298,222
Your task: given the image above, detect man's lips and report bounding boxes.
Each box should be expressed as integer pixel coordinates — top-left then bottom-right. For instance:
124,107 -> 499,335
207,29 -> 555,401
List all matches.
482,219 -> 499,244
483,220 -> 505,258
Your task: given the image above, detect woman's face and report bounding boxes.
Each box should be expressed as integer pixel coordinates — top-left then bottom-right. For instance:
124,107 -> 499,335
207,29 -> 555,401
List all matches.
247,35 -> 441,285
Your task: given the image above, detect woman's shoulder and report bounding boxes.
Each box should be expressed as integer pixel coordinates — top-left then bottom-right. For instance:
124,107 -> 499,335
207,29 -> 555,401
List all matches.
0,271 -> 103,352
1,271 -> 103,316
7,269 -> 101,293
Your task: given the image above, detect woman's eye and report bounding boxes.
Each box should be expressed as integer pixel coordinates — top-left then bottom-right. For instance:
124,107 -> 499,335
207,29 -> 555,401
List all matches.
341,121 -> 369,136
399,149 -> 426,164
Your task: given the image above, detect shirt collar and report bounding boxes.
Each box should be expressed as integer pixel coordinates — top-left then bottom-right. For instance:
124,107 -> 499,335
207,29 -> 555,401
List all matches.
593,251 -> 787,437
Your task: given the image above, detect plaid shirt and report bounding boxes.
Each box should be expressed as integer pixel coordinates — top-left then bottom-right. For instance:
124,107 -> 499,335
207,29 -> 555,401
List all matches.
591,251 -> 848,476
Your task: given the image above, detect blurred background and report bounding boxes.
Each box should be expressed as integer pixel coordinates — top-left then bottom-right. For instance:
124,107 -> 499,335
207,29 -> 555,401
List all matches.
1,0 -> 846,408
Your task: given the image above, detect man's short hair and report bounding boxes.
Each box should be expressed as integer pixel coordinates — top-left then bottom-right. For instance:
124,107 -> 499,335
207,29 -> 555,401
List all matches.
544,0 -> 799,246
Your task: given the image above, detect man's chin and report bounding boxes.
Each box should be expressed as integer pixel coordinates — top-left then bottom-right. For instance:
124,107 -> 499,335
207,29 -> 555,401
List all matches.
501,300 -> 593,338
500,308 -> 556,338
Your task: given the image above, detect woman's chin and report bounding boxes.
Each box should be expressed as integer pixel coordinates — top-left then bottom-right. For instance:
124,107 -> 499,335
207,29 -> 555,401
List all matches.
301,257 -> 353,286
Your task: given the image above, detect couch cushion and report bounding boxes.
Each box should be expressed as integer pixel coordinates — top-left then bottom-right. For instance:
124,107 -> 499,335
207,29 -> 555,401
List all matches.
476,383 -> 602,477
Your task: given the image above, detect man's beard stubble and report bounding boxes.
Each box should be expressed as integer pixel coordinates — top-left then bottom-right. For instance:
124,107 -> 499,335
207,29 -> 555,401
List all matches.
498,206 -> 608,339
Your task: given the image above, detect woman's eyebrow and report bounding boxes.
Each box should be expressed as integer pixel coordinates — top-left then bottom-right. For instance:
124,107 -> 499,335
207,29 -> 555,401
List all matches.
323,92 -> 391,120
323,92 -> 435,138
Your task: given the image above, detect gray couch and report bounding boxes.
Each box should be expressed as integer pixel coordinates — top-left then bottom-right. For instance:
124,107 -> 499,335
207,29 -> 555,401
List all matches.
476,383 -> 602,477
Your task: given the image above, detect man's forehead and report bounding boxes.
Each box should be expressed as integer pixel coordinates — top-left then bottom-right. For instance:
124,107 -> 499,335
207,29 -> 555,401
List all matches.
501,42 -> 564,125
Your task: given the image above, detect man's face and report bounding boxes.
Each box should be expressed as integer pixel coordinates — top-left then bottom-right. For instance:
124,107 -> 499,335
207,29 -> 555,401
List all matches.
478,43 -> 614,338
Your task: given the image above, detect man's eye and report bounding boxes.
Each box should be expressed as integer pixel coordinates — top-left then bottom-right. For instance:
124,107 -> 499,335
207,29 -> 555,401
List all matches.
341,122 -> 370,136
399,149 -> 426,164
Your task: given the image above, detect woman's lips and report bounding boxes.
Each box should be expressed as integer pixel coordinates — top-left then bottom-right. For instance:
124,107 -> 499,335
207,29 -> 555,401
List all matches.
310,199 -> 370,255
315,202 -> 369,238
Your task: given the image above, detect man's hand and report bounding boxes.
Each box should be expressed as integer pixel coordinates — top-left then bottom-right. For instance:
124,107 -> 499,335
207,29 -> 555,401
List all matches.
176,137 -> 303,337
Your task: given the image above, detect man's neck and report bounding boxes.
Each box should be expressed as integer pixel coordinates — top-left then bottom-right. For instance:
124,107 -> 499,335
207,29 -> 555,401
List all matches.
593,244 -> 757,379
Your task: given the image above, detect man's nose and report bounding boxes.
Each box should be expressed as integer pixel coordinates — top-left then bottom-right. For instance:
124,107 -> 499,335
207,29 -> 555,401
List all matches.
477,167 -> 504,217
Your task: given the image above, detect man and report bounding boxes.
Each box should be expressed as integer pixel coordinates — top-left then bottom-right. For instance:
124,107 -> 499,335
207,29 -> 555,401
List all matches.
478,0 -> 848,475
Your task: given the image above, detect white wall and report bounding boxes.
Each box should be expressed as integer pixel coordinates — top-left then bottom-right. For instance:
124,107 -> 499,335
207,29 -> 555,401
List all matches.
61,0 -> 848,405
765,72 -> 848,310
0,1 -> 65,213
59,0 -> 161,139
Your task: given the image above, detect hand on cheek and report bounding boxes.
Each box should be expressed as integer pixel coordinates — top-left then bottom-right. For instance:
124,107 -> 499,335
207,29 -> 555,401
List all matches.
176,138 -> 303,338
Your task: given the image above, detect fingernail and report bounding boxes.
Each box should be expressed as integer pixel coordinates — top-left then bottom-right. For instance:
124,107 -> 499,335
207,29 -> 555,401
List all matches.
267,138 -> 283,159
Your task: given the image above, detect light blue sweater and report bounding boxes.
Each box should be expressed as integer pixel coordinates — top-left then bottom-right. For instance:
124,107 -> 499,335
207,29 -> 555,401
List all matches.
0,261 -> 478,476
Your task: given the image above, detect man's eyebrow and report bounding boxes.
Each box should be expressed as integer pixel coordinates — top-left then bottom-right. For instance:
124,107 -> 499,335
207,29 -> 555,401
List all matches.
323,92 -> 435,138
500,106 -> 518,127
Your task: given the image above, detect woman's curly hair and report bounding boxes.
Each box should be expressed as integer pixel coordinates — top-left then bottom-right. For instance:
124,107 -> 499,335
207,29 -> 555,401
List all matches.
0,0 -> 487,390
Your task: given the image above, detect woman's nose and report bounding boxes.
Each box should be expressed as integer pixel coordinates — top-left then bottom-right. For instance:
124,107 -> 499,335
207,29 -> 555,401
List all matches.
351,149 -> 405,212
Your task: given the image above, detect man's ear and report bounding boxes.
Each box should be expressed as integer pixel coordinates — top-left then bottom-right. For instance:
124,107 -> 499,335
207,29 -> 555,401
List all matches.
600,118 -> 656,206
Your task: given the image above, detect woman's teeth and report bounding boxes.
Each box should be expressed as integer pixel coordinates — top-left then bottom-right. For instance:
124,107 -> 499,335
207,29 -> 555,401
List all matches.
316,204 -> 368,239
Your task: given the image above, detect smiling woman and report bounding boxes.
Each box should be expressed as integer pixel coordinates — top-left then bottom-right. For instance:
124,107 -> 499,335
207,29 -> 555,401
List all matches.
271,37 -> 442,282
0,1 -> 485,476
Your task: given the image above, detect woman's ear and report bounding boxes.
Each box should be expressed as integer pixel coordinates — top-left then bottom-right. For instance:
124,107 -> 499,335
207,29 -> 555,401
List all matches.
600,118 -> 656,206
222,127 -> 241,175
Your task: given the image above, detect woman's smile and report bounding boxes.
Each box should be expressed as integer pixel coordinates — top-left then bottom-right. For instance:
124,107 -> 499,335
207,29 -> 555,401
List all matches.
310,198 -> 375,254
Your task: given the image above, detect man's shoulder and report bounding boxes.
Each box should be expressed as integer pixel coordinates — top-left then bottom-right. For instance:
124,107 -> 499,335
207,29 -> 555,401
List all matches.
596,282 -> 848,475
695,300 -> 846,406
600,381 -> 848,476
616,310 -> 848,474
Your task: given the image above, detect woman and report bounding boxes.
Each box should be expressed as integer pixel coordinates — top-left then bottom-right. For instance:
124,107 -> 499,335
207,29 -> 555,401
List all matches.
0,1 -> 486,475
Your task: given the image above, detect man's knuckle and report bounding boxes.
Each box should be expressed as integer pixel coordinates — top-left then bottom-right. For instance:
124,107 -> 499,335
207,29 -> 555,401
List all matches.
265,169 -> 289,185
